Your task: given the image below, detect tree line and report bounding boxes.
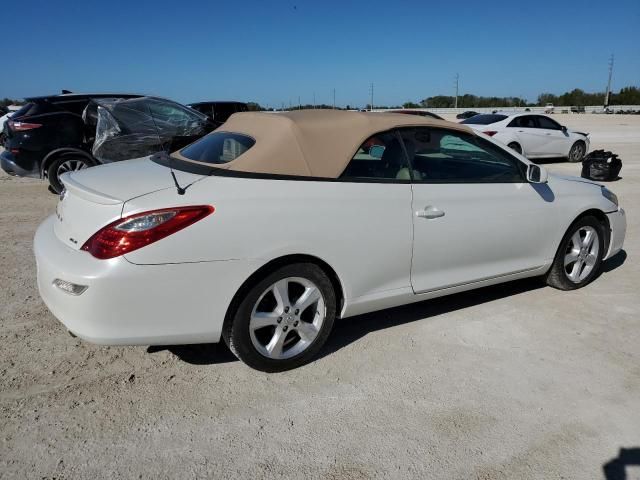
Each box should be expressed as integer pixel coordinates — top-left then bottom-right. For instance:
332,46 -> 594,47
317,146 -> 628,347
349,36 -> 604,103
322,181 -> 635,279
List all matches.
413,86 -> 640,109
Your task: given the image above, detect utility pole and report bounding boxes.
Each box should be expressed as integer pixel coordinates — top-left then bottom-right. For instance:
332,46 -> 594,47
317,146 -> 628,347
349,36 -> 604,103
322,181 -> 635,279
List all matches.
313,92 -> 316,109
369,82 -> 374,111
298,96 -> 301,110
281,101 -> 285,111
332,88 -> 336,109
604,54 -> 614,108
454,73 -> 459,109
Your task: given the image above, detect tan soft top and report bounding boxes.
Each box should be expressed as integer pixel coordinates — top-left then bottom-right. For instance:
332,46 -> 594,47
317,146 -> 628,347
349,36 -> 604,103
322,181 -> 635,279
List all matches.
174,110 -> 472,178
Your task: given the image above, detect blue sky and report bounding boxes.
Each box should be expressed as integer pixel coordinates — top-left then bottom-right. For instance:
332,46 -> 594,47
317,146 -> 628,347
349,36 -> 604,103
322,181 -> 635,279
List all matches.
2,0 -> 638,107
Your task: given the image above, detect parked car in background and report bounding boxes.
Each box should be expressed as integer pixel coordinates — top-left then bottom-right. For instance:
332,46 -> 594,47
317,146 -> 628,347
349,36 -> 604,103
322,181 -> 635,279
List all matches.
461,113 -> 590,162
544,103 -> 554,114
456,111 -> 479,120
0,104 -> 23,145
1,92 -> 212,192
1,92 -> 140,189
187,101 -> 248,127
34,110 -> 625,371
386,109 -> 444,120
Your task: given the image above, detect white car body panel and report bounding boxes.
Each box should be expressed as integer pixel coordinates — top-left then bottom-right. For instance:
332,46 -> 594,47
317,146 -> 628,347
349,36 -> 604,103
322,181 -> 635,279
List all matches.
34,138 -> 624,346
465,113 -> 590,159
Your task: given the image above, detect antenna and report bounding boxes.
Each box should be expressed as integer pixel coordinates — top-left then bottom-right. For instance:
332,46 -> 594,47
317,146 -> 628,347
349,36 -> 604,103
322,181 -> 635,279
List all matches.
604,54 -> 614,108
454,73 -> 459,109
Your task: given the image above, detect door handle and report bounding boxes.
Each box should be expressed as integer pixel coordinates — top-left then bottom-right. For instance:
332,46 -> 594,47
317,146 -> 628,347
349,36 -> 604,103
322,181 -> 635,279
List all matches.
416,206 -> 445,219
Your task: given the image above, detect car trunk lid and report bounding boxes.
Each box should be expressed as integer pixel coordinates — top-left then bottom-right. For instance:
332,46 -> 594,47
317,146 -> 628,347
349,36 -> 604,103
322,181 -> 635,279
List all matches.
53,157 -> 204,250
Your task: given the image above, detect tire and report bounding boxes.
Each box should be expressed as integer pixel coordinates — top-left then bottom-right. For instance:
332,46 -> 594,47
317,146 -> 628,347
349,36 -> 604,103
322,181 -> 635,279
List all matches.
568,141 -> 586,163
223,263 -> 336,372
545,215 -> 605,290
47,154 -> 93,194
507,142 -> 522,154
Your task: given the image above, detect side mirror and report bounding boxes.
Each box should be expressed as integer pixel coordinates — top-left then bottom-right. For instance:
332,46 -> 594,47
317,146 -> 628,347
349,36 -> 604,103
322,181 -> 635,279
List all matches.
527,164 -> 548,184
561,125 -> 568,133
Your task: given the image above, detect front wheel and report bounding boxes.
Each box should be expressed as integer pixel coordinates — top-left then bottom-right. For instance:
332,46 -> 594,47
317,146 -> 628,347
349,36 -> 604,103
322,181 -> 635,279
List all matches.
545,215 -> 605,290
568,141 -> 586,163
223,263 -> 336,372
47,154 -> 93,193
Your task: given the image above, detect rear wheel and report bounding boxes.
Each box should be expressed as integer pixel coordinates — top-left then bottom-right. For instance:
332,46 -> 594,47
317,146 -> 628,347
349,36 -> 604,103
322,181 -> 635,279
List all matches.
545,215 -> 605,290
47,154 -> 93,193
223,263 -> 336,372
507,142 -> 522,154
568,141 -> 586,163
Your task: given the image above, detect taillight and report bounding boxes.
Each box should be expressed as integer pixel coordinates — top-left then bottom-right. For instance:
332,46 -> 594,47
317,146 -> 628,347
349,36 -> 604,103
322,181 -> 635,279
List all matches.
8,120 -> 42,131
483,131 -> 498,137
81,205 -> 214,259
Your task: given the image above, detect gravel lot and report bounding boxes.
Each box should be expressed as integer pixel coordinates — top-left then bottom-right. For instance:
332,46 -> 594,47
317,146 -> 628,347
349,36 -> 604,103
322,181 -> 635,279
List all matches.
1,114 -> 638,479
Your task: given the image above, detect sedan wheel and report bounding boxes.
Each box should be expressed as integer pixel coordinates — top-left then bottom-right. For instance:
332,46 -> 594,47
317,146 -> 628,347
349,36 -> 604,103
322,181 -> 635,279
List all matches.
224,263 -> 336,371
545,216 -> 605,290
563,226 -> 600,283
249,277 -> 326,360
568,141 -> 586,163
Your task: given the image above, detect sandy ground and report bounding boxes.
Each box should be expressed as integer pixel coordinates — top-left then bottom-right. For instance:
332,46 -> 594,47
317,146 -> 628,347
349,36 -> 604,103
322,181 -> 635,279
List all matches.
0,114 -> 639,479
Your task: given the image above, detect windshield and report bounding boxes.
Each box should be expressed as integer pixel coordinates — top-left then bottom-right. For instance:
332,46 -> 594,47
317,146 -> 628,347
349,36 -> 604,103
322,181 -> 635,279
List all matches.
461,114 -> 507,125
178,132 -> 255,164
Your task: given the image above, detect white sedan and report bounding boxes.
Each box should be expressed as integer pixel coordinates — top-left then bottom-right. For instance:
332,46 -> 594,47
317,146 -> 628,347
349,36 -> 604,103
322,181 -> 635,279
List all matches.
34,111 -> 626,371
461,113 -> 590,162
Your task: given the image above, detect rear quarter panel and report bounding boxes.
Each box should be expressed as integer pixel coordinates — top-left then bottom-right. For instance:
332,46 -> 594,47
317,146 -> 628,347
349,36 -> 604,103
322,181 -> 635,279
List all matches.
122,175 -> 414,303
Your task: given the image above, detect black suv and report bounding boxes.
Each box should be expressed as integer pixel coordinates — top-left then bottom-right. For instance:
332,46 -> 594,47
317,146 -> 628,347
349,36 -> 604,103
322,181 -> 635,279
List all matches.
1,91 -> 140,189
187,101 -> 248,127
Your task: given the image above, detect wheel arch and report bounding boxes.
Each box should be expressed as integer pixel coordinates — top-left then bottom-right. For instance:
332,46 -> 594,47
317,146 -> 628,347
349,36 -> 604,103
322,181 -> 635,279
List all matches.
223,254 -> 346,332
41,148 -> 96,178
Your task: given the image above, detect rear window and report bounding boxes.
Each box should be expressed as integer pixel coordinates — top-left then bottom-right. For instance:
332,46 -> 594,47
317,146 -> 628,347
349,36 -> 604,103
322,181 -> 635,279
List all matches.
179,132 -> 255,164
461,114 -> 507,125
11,102 -> 56,118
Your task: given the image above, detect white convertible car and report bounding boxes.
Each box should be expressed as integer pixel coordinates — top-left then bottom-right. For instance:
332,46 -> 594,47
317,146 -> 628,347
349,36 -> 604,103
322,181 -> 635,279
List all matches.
461,113 -> 590,162
34,111 -> 626,371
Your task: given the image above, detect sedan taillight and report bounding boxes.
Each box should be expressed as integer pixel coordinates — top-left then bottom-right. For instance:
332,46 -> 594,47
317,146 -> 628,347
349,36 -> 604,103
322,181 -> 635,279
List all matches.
82,206 -> 214,259
483,130 -> 498,137
8,120 -> 42,131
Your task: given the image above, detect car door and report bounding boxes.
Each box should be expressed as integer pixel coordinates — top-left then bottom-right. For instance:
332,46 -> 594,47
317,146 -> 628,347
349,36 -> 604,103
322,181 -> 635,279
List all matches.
508,115 -> 548,156
399,127 -> 556,293
533,115 -> 571,156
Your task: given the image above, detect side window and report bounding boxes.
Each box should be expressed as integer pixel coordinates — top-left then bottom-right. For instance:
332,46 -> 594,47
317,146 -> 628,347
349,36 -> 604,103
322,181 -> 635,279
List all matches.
339,130 -> 410,181
54,100 -> 89,116
535,115 -> 562,130
398,128 -> 525,183
508,115 -> 536,128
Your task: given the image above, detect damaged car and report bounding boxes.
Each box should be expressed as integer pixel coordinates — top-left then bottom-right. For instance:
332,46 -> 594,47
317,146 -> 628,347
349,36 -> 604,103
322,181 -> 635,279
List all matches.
34,110 -> 625,371
1,93 -> 212,193
461,113 -> 590,162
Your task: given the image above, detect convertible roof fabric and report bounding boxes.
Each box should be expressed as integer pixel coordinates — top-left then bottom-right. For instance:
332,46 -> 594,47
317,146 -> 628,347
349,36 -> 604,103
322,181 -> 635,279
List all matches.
172,110 -> 472,178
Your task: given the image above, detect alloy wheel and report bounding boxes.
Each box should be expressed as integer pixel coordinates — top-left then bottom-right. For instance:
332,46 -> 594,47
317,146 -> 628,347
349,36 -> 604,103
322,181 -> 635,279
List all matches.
563,226 -> 600,283
57,159 -> 88,177
249,276 -> 326,360
570,143 -> 585,162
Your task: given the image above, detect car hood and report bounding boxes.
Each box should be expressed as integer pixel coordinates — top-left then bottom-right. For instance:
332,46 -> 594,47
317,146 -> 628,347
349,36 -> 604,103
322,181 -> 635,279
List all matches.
62,156 -> 205,204
549,172 -> 600,188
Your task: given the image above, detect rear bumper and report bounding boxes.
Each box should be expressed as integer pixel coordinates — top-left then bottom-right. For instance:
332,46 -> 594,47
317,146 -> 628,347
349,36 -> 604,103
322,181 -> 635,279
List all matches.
605,208 -> 626,259
1,149 -> 40,178
35,215 -> 259,346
